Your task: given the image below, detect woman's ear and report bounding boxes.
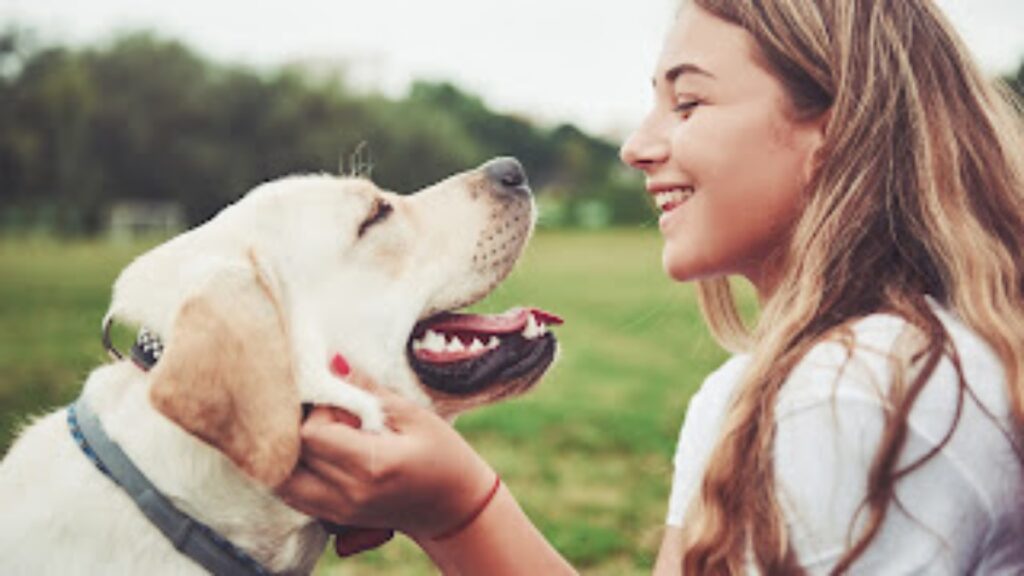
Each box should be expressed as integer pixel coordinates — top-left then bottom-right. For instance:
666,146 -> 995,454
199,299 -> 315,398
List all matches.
803,108 -> 831,183
149,250 -> 300,488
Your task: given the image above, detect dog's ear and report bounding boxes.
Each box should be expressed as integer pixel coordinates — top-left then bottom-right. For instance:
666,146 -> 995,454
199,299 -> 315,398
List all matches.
149,250 -> 300,488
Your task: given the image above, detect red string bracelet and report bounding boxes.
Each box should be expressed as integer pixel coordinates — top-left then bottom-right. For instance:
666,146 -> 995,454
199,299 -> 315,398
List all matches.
432,474 -> 502,541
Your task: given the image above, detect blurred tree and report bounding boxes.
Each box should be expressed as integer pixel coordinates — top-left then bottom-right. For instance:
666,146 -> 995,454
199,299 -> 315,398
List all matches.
0,29 -> 647,235
84,34 -> 215,227
406,81 -> 559,182
0,28 -> 37,219
0,43 -> 99,233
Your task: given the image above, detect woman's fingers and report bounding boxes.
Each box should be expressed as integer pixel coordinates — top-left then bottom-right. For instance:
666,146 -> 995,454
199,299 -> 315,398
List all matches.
300,450 -> 371,492
279,468 -> 396,559
276,465 -> 352,522
286,357 -> 481,536
301,411 -> 385,468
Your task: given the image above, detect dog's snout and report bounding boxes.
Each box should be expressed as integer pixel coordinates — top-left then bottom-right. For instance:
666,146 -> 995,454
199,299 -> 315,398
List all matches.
483,157 -> 529,191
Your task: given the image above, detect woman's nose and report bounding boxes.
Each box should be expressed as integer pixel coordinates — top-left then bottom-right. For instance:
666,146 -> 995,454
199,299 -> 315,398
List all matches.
619,118 -> 670,171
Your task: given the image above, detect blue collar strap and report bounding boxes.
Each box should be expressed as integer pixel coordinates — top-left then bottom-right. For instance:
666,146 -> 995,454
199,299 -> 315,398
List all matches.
67,398 -> 272,576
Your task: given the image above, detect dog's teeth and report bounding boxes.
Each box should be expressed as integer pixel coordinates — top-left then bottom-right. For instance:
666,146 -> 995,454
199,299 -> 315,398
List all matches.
423,330 -> 446,353
523,314 -> 543,340
487,336 -> 500,349
469,338 -> 486,353
446,338 -> 466,353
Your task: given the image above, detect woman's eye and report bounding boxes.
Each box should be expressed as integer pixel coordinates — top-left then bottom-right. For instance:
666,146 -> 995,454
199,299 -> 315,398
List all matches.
357,198 -> 393,237
673,100 -> 701,119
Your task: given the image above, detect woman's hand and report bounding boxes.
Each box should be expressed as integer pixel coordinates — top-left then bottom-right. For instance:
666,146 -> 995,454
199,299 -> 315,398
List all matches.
276,371 -> 497,542
278,359 -> 576,574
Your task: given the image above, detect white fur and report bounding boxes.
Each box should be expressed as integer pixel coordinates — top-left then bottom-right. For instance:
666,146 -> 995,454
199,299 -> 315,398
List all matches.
0,162 -> 535,574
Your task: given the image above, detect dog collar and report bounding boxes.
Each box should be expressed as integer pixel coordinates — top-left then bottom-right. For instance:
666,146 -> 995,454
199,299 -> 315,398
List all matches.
67,397 -> 272,576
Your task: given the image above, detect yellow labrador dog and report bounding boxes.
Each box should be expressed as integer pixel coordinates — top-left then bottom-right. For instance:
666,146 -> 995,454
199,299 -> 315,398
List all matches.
0,158 -> 561,575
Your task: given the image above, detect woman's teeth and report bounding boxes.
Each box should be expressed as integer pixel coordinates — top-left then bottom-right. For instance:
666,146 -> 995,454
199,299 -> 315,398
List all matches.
654,188 -> 695,212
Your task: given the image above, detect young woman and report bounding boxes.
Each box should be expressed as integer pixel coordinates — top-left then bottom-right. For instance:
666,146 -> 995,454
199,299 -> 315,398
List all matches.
278,0 -> 1024,573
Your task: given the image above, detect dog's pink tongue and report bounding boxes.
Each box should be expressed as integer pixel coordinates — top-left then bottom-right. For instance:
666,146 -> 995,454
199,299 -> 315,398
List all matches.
423,307 -> 563,334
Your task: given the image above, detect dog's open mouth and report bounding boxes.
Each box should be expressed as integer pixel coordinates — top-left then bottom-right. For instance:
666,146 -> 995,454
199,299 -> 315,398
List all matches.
407,307 -> 562,395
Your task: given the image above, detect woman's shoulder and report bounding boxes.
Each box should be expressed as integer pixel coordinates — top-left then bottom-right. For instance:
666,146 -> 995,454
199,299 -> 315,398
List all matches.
688,353 -> 752,414
672,354 -> 753,468
779,301 -> 1006,414
705,353 -> 752,390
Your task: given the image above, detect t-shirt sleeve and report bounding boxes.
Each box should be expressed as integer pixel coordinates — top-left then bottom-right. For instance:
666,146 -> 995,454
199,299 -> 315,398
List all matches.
665,387 -> 708,527
666,357 -> 746,527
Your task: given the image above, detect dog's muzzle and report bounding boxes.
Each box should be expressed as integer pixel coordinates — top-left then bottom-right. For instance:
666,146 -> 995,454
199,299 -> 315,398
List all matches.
407,307 -> 562,396
404,158 -> 562,398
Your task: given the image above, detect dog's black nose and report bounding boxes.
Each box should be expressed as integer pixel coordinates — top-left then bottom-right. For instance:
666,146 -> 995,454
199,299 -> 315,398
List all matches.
484,157 -> 529,190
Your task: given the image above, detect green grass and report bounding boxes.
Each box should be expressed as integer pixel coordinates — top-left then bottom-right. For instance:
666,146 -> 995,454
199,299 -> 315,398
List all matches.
0,230 -> 734,574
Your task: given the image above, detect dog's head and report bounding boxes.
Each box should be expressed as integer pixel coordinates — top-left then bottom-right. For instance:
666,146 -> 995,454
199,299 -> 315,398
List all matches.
105,158 -> 560,487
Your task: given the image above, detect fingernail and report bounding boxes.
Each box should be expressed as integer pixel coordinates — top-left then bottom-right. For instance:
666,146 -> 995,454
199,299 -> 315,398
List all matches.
331,353 -> 351,377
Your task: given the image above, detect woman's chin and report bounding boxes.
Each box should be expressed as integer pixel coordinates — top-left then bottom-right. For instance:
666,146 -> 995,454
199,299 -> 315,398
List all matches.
662,249 -> 699,283
662,245 -> 729,284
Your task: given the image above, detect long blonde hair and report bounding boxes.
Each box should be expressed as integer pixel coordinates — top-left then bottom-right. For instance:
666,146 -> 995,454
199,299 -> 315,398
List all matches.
683,0 -> 1024,573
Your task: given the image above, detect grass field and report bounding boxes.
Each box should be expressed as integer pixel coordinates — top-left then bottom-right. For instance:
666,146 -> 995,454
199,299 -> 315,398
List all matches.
0,230 -> 734,574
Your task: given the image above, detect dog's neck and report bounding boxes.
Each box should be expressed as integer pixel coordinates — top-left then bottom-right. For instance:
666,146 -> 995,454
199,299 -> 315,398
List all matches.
81,362 -> 327,574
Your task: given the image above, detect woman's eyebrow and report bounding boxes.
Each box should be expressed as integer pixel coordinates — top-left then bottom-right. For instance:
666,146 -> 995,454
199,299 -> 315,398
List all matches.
653,62 -> 716,87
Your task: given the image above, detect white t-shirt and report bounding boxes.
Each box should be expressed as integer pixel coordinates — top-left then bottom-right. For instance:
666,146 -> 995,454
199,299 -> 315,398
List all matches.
666,305 -> 1024,574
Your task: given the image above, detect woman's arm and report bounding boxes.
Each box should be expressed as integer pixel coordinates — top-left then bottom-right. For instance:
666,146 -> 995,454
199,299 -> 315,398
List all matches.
276,378 -> 575,574
416,482 -> 576,575
653,526 -> 684,575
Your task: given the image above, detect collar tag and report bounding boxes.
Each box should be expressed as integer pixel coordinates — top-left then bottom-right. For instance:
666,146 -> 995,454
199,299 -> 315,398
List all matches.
131,328 -> 163,371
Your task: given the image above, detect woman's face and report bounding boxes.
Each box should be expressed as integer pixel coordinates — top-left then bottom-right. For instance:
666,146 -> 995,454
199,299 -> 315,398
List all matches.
620,6 -> 826,296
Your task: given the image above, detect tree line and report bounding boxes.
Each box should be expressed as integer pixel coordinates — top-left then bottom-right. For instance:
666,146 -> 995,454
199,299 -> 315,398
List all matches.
0,29 -> 651,235
1,28 -> 1021,236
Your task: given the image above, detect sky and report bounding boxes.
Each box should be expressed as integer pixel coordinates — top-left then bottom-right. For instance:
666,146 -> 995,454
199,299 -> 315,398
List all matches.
1,0 -> 1021,138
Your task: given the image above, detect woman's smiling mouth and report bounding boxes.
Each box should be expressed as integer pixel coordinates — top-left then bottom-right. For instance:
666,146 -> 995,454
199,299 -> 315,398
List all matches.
653,187 -> 696,213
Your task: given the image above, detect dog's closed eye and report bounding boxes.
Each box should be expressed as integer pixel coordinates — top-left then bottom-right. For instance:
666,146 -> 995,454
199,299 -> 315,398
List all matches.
357,198 -> 393,238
